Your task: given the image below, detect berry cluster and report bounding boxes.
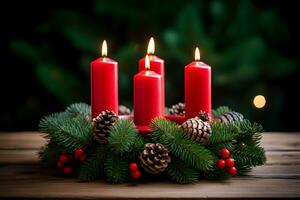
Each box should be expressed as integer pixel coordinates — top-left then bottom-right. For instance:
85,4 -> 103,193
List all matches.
57,148 -> 87,176
216,148 -> 237,176
129,162 -> 141,180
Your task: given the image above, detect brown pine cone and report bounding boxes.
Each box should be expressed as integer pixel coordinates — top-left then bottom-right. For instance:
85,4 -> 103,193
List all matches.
92,110 -> 118,144
169,102 -> 185,116
118,105 -> 131,115
198,110 -> 211,122
219,111 -> 244,123
180,118 -> 212,144
140,143 -> 171,174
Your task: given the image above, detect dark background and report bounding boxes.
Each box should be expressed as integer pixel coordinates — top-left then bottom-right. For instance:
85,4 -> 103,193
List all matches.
1,0 -> 299,131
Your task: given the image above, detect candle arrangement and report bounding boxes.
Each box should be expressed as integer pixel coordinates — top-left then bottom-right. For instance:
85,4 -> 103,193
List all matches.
38,38 -> 266,184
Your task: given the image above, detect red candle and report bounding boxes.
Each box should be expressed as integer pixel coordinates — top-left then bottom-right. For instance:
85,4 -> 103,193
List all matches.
185,47 -> 211,119
139,37 -> 165,114
91,40 -> 118,118
134,55 -> 163,127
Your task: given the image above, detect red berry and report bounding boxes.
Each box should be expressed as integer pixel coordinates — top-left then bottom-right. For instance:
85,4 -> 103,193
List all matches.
129,162 -> 138,172
220,148 -> 230,158
57,161 -> 64,169
66,154 -> 73,162
228,166 -> 237,176
59,154 -> 69,164
79,155 -> 87,162
63,166 -> 73,175
216,159 -> 226,169
225,158 -> 235,168
74,148 -> 85,160
131,170 -> 141,179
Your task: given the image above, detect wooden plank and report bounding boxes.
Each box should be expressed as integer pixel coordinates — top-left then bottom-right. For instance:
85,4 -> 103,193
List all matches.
0,132 -> 45,150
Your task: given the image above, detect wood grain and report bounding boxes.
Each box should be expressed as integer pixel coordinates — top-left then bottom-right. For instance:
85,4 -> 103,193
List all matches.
0,132 -> 299,199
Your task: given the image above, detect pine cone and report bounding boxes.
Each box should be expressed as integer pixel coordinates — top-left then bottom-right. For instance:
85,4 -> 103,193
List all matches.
92,110 -> 118,144
219,111 -> 244,123
140,143 -> 171,174
180,118 -> 212,144
198,110 -> 211,122
118,105 -> 131,115
169,102 -> 185,116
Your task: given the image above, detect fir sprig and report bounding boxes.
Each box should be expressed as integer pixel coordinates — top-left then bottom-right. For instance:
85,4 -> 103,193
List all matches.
104,149 -> 130,184
150,118 -> 214,171
78,146 -> 107,181
39,113 -> 93,151
212,106 -> 232,118
108,119 -> 139,155
205,122 -> 239,145
167,158 -> 199,184
236,120 -> 263,146
65,103 -> 91,118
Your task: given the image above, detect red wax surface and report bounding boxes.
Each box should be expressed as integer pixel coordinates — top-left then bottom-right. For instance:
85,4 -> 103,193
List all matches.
185,61 -> 211,119
91,57 -> 118,118
134,70 -> 163,126
139,55 -> 165,114
164,115 -> 186,124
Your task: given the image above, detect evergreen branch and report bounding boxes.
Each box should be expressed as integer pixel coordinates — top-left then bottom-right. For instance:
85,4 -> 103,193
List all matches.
236,120 -> 263,146
129,135 -> 144,161
39,114 -> 93,151
104,149 -> 130,184
205,122 -> 239,145
39,141 -> 64,167
167,158 -> 199,184
65,103 -> 91,118
108,119 -> 138,155
232,145 -> 266,168
78,146 -> 107,181
212,106 -> 232,118
202,165 -> 230,180
150,118 -> 214,171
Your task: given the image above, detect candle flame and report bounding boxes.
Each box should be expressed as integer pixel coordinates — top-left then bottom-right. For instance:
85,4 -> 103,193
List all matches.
147,37 -> 155,54
145,54 -> 150,70
195,47 -> 200,61
102,40 -> 107,57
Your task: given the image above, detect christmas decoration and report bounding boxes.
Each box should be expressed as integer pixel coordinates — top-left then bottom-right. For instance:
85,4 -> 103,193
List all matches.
140,143 -> 171,174
131,170 -> 141,180
219,111 -> 244,123
129,162 -> 138,172
38,103 -> 266,184
217,159 -> 226,169
220,148 -> 230,159
169,102 -> 185,116
92,110 -> 119,144
225,158 -> 235,168
180,118 -> 212,144
198,110 -> 210,122
118,105 -> 131,115
228,166 -> 237,176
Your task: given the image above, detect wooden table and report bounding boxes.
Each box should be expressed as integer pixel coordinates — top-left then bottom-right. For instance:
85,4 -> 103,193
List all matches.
0,132 -> 299,199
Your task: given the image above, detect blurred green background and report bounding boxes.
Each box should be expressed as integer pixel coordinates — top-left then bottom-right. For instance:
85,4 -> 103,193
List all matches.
1,0 -> 299,131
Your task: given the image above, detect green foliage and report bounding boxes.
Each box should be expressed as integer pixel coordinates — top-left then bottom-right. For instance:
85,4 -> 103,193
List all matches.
108,119 -> 139,155
150,118 -> 214,171
65,103 -> 91,118
205,122 -> 238,145
39,112 -> 93,152
212,106 -> 232,118
78,146 -> 107,181
235,120 -> 263,146
167,158 -> 199,184
38,103 -> 266,183
39,141 -> 64,167
104,150 -> 130,184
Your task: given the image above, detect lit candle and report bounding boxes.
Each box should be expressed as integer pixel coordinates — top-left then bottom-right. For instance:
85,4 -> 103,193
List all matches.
139,37 -> 165,114
134,55 -> 163,127
91,40 -> 118,118
185,47 -> 211,119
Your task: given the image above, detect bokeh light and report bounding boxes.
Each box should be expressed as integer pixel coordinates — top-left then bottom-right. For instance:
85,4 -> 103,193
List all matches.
253,95 -> 266,109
